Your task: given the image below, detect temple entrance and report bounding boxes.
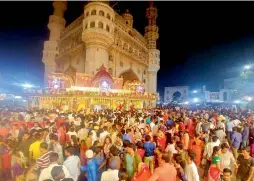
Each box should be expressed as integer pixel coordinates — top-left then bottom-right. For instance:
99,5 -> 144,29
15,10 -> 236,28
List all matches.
119,69 -> 145,92
119,69 -> 139,84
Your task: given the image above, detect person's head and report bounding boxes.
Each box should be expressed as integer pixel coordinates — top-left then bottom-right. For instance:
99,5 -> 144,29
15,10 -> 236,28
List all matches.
221,143 -> 229,153
104,136 -> 112,145
212,146 -> 221,156
212,136 -> 218,143
186,150 -> 196,162
145,135 -> 151,142
34,122 -> 39,128
176,142 -> 184,151
123,140 -> 130,148
51,166 -> 65,181
116,133 -> 122,141
64,146 -> 76,157
40,142 -> 48,153
93,141 -> 100,147
50,134 -> 58,144
126,143 -> 136,153
49,152 -> 59,163
92,146 -> 102,155
110,146 -> 120,157
103,126 -> 108,131
85,149 -> 94,159
242,146 -> 251,158
136,141 -> 143,149
23,132 -> 30,140
70,126 -> 75,132
34,133 -> 41,141
222,168 -> 232,181
161,151 -> 172,163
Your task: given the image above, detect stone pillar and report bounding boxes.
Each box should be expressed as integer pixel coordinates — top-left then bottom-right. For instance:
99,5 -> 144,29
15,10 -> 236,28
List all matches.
144,2 -> 160,94
42,1 -> 67,87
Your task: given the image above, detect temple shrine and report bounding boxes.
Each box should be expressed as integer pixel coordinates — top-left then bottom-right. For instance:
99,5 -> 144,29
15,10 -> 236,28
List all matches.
29,65 -> 157,111
29,1 -> 160,111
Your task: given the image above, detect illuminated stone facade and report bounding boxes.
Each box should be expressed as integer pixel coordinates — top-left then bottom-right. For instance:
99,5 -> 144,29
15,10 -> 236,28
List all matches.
42,1 -> 160,96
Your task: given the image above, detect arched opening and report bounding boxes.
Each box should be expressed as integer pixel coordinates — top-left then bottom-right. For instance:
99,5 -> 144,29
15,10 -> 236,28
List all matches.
99,10 -> 104,16
106,25 -> 110,32
91,10 -> 96,15
172,91 -> 181,103
119,69 -> 140,85
98,22 -> 103,29
223,92 -> 227,101
90,21 -> 95,28
107,14 -> 111,20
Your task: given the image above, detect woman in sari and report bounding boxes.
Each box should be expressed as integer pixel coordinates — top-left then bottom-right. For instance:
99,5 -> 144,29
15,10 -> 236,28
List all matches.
206,146 -> 222,181
157,130 -> 167,151
131,162 -> 152,181
190,134 -> 203,166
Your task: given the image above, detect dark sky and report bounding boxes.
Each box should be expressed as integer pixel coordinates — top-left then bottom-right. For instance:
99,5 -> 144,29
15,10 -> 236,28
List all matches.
1,1 -> 254,95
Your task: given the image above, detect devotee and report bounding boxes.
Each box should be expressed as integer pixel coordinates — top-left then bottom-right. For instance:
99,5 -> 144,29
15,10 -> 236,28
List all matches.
231,127 -> 243,159
63,146 -> 80,181
220,142 -> 236,170
148,151 -> 177,181
236,146 -> 254,181
49,134 -> 64,164
222,168 -> 233,181
184,150 -> 200,181
34,142 -> 52,172
101,157 -> 119,181
143,135 -> 156,173
29,132 -> 42,164
38,152 -> 70,181
0,105 -> 253,181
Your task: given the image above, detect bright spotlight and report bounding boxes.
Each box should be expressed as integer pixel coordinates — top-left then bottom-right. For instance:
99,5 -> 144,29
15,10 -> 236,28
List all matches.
234,100 -> 240,104
192,90 -> 198,93
244,65 -> 251,70
14,96 -> 22,99
246,97 -> 253,101
22,84 -> 33,88
184,101 -> 189,105
193,98 -> 199,103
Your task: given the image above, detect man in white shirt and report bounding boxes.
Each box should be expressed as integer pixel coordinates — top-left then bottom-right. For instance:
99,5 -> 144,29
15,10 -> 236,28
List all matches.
220,143 -> 236,170
101,157 -> 119,181
38,152 -> 70,181
184,150 -> 200,181
203,136 -> 220,177
63,146 -> 80,181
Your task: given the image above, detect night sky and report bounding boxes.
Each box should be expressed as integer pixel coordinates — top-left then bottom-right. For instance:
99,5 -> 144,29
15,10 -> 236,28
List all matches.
1,1 -> 254,95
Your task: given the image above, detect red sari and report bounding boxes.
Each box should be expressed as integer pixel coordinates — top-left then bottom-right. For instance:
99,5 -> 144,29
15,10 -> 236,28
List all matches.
206,166 -> 221,181
131,164 -> 151,181
157,133 -> 166,151
190,138 -> 203,166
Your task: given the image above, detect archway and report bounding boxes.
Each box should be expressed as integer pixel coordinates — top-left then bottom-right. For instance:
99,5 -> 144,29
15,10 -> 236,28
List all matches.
119,69 -> 143,91
119,69 -> 140,84
172,91 -> 181,102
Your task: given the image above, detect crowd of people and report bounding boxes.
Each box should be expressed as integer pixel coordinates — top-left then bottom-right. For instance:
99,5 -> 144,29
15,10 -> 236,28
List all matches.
0,105 -> 253,181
